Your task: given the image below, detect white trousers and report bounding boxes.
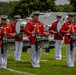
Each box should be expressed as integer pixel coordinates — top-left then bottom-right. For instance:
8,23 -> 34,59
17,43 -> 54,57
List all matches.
14,41 -> 23,61
0,47 -> 7,68
66,44 -> 75,67
30,45 -> 42,67
55,40 -> 63,60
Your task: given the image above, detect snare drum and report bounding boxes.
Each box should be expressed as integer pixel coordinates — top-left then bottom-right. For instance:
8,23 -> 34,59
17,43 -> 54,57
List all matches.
70,36 -> 76,48
36,36 -> 49,48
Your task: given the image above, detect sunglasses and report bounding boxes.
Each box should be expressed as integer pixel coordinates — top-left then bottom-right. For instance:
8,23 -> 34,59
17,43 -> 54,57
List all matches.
34,14 -> 39,16
57,16 -> 62,18
68,15 -> 74,17
1,18 -> 7,20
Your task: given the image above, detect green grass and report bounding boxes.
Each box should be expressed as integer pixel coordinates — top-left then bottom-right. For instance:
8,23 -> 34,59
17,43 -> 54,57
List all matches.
0,43 -> 76,75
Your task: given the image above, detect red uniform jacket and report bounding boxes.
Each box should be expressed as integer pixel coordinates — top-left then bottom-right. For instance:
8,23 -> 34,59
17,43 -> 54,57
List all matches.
50,21 -> 63,40
0,23 -> 12,46
11,21 -> 23,42
60,21 -> 76,44
25,21 -> 46,44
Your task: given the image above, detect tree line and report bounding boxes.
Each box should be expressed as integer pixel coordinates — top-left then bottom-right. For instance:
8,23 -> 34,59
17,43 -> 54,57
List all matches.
0,0 -> 75,18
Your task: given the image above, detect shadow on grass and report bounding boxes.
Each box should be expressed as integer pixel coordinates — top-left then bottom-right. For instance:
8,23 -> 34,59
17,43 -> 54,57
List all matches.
15,61 -> 33,68
16,61 -> 42,68
51,64 -> 67,67
16,61 -> 30,64
8,59 -> 14,61
47,58 -> 56,61
8,59 -> 33,68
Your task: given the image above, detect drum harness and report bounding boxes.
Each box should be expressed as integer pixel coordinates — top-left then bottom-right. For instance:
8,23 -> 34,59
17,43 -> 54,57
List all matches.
0,24 -> 7,54
0,25 -> 4,54
66,14 -> 76,51
50,18 -> 64,36
32,21 -> 48,51
32,21 -> 41,51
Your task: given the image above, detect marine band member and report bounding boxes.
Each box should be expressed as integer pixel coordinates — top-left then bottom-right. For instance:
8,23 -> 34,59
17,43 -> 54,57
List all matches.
0,15 -> 14,68
25,11 -> 48,68
60,13 -> 76,67
50,14 -> 63,60
11,15 -> 23,61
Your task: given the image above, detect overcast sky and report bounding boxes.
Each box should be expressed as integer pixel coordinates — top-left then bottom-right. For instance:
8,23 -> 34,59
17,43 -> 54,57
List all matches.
55,0 -> 70,5
0,0 -> 70,5
0,0 -> 8,2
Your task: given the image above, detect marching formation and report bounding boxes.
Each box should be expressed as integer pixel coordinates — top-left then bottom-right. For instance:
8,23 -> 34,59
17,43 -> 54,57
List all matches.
0,11 -> 76,69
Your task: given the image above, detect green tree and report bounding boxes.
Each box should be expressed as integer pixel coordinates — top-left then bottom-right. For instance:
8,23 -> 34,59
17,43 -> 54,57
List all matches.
69,0 -> 76,11
56,5 -> 63,12
9,1 -> 19,17
57,4 -> 73,12
63,4 -> 73,12
0,2 -> 9,15
0,1 -> 19,17
10,0 -> 57,17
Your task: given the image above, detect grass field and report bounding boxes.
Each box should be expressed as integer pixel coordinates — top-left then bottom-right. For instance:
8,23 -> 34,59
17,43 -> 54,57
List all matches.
0,44 -> 76,75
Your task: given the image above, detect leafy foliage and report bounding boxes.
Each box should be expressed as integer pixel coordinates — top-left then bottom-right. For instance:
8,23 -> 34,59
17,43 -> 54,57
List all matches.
0,0 -> 75,18
0,1 -> 18,17
9,0 -> 57,17
69,0 -> 76,11
56,4 -> 73,12
0,2 -> 9,15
